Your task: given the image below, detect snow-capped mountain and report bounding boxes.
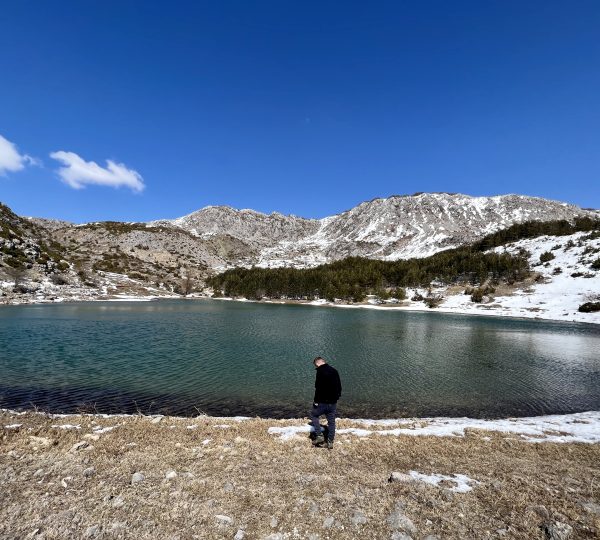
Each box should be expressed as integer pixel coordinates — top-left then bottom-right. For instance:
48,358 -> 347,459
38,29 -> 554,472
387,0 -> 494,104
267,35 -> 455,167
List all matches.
153,193 -> 598,268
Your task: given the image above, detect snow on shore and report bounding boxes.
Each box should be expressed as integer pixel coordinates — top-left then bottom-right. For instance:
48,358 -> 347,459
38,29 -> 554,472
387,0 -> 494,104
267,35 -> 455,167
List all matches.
4,408 -> 599,444
220,231 -> 600,324
268,411 -> 600,444
2,232 -> 598,324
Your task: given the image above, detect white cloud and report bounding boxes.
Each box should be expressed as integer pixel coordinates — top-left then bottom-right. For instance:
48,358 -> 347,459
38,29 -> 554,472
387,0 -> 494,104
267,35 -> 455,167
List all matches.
0,134 -> 38,175
50,150 -> 145,192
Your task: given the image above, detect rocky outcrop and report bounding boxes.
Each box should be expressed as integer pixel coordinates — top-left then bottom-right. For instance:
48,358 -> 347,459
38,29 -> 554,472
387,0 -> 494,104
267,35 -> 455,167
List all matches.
156,193 -> 598,268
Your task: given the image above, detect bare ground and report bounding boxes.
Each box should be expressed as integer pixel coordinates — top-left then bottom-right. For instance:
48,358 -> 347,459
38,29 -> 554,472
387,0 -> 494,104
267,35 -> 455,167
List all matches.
1,411 -> 599,540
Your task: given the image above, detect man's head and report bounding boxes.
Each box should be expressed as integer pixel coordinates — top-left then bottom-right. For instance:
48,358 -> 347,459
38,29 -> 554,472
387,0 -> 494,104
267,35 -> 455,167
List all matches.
313,356 -> 326,368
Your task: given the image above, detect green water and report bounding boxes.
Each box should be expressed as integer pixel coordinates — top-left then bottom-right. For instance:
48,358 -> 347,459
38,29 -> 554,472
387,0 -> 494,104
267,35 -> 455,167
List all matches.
0,299 -> 598,418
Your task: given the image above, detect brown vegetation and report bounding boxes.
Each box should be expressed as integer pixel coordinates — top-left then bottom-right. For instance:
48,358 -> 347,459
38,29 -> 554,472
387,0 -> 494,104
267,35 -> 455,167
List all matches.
1,411 -> 599,539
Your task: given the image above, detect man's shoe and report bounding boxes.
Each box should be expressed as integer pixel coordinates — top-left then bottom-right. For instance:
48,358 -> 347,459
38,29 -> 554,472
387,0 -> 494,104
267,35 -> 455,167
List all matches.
312,433 -> 325,446
326,440 -> 334,450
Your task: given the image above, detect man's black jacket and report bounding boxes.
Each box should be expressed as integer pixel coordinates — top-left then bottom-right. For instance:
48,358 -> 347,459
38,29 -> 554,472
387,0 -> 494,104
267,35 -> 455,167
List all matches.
314,363 -> 342,404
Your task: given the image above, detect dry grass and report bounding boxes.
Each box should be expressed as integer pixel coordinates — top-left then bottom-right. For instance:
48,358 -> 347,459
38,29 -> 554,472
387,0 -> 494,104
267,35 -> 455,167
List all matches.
1,411 -> 599,540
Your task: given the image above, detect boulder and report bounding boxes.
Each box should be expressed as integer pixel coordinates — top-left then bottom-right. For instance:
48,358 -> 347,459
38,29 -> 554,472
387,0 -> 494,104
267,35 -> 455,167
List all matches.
542,521 -> 573,540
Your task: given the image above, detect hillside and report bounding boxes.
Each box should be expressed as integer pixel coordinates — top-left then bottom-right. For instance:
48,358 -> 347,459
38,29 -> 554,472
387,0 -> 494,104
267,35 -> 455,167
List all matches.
1,194 -> 599,324
156,193 -> 598,268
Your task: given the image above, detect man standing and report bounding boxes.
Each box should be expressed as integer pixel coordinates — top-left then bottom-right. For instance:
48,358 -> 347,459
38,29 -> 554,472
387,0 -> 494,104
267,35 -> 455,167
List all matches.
310,356 -> 342,450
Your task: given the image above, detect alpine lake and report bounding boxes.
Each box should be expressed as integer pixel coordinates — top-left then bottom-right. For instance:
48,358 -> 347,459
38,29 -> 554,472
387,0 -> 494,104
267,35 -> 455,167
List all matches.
1,299 -> 599,419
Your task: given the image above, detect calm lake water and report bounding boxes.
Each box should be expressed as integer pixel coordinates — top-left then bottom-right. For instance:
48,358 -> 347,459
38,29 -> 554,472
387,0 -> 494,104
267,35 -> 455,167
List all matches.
0,299 -> 599,419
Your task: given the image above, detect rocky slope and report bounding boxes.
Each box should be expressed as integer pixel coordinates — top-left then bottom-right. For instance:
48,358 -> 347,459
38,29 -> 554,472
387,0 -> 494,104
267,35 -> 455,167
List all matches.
155,193 -> 599,268
1,193 -> 598,307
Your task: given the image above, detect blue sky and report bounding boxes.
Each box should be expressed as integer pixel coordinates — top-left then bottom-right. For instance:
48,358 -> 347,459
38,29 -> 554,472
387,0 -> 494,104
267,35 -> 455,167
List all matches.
1,1 -> 599,222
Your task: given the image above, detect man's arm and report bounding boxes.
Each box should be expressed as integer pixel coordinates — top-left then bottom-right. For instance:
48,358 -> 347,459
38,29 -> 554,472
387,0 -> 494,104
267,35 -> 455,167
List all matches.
314,369 -> 323,403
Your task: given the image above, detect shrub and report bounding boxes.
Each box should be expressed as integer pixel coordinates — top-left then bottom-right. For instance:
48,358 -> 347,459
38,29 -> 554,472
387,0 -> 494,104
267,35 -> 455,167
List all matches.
471,288 -> 484,303
411,293 -> 424,302
578,302 -> 600,313
423,294 -> 443,308
50,273 -> 70,286
552,267 -> 562,275
539,251 -> 555,263
390,287 -> 407,300
374,288 -> 390,301
591,258 -> 600,270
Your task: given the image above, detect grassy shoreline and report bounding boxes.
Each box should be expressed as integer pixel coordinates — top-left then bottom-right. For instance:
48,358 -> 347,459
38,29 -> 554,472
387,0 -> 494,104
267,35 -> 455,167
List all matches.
2,410 -> 599,539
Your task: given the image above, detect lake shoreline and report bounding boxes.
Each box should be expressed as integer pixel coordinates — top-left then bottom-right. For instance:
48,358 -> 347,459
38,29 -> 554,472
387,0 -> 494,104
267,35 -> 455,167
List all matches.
3,408 -> 600,444
211,294 -> 600,326
2,292 -> 600,326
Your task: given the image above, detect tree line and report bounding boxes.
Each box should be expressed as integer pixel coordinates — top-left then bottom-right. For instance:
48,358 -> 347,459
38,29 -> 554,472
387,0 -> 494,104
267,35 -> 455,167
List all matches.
207,217 -> 600,302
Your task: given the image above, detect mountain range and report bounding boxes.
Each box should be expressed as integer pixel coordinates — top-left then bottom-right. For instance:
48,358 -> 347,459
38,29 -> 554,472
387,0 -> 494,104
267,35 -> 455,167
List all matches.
151,193 -> 598,268
1,193 -> 598,297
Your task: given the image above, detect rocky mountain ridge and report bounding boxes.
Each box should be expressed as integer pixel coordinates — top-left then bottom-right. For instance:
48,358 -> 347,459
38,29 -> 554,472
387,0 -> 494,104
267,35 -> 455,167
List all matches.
1,193 -> 598,305
152,193 -> 599,268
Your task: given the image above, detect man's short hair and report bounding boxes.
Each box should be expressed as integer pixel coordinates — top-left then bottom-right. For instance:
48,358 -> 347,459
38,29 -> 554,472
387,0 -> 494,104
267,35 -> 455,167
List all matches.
313,356 -> 325,363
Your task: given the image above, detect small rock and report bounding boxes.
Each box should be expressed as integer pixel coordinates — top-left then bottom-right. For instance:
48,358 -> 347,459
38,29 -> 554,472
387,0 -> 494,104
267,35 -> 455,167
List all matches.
83,434 -> 100,441
165,470 -> 177,480
33,469 -> 44,478
131,472 -> 145,484
495,530 -> 508,537
391,533 -> 412,540
70,441 -> 89,452
224,481 -> 234,492
84,525 -> 100,537
387,505 -> 417,536
323,516 -> 335,528
527,504 -> 550,520
83,467 -> 96,478
61,476 -> 72,488
442,490 -> 454,502
233,530 -> 245,540
308,501 -> 319,514
29,436 -> 53,447
351,509 -> 368,526
215,515 -> 233,526
542,521 -> 573,540
422,536 -> 439,540
579,501 -> 600,516
110,522 -> 126,533
112,495 -> 125,508
270,517 -> 278,528
389,472 -> 413,483
151,416 -> 163,424
263,535 -> 284,540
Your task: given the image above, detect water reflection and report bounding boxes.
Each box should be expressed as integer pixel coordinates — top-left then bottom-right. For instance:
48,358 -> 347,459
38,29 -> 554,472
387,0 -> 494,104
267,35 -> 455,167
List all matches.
0,300 -> 598,418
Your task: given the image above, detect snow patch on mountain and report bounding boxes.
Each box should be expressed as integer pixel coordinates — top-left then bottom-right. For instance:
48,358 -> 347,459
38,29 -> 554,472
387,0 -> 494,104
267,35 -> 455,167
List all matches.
156,193 -> 596,269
